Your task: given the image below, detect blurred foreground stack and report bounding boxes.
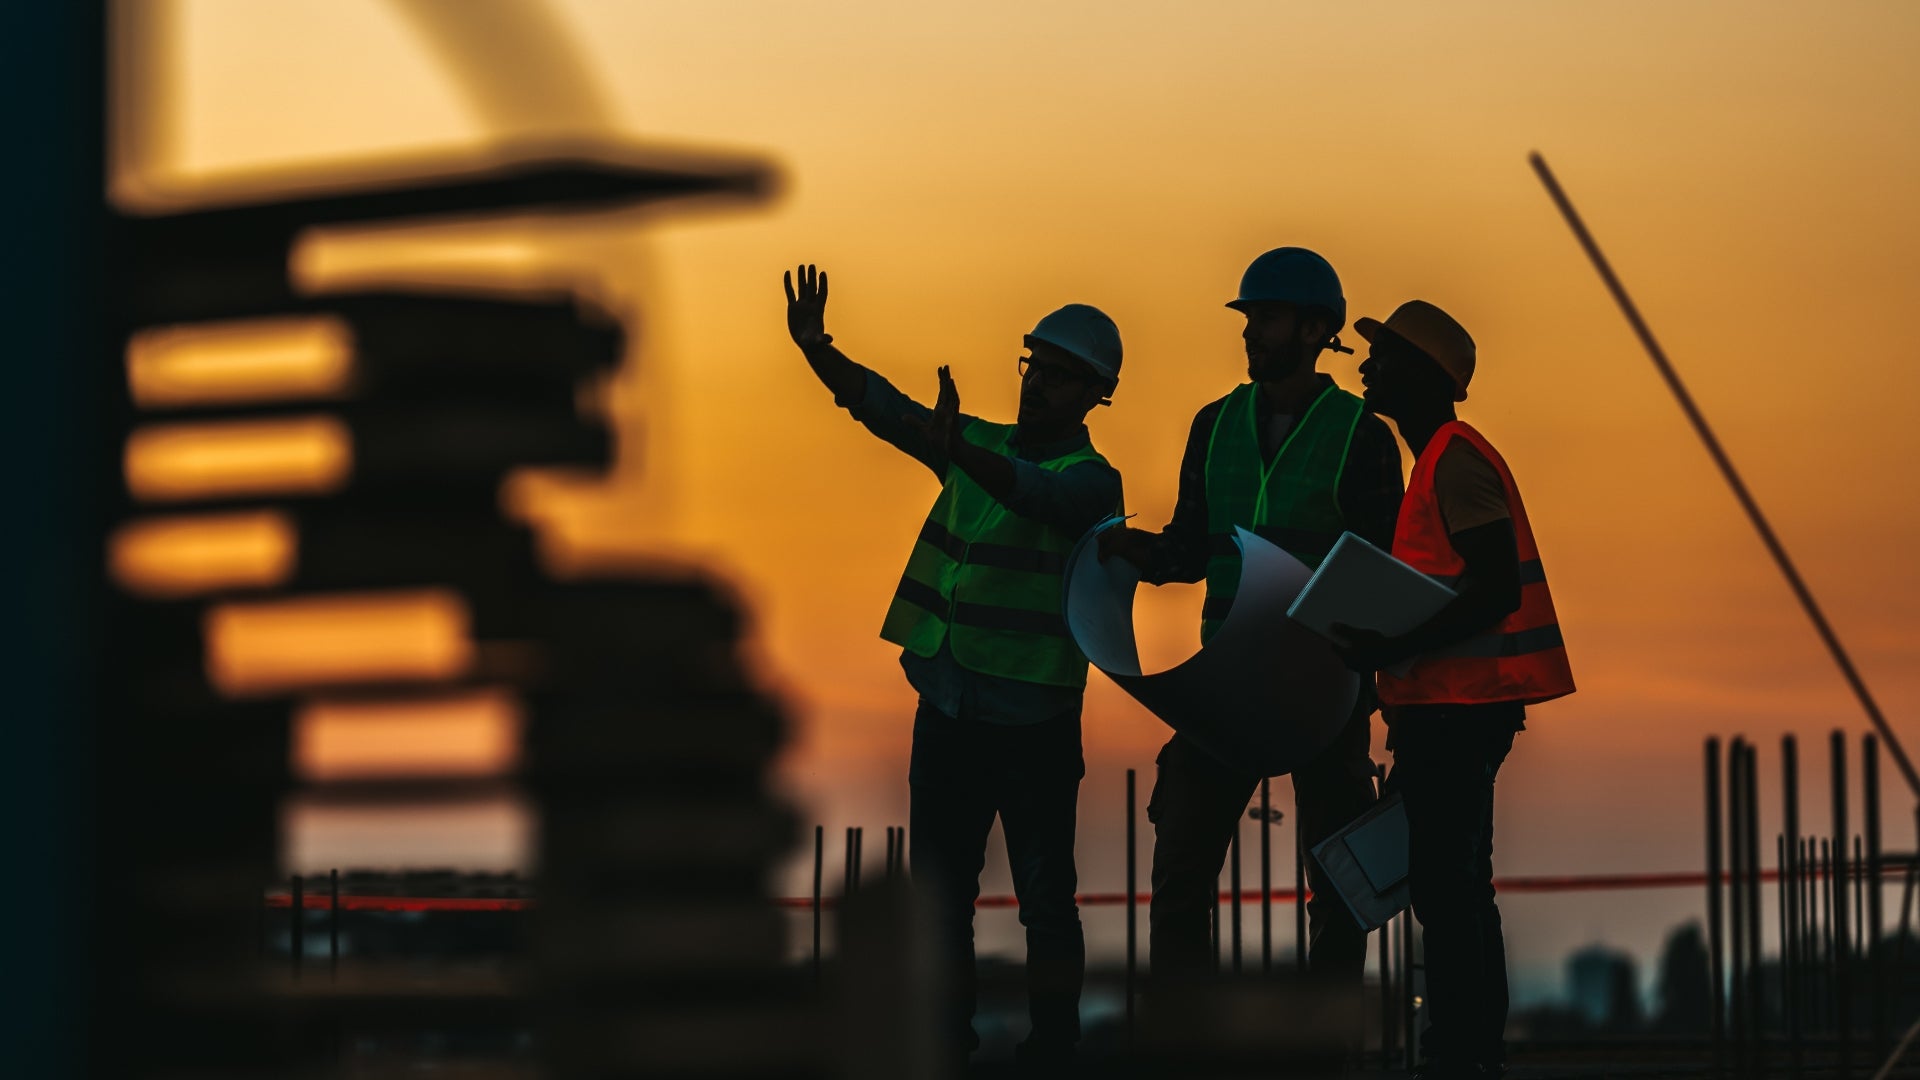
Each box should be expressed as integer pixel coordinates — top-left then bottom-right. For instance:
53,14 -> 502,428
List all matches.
96,146 -> 827,1078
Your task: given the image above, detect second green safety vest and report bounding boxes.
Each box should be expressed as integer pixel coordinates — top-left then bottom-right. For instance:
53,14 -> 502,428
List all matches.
880,419 -> 1116,689
1202,382 -> 1363,642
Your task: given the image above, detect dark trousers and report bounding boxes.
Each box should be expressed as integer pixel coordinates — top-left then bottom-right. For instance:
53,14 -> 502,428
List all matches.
1389,706 -> 1519,1068
908,700 -> 1086,1050
1146,696 -> 1378,986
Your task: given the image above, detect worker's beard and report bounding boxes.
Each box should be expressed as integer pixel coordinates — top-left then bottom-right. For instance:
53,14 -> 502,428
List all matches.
1248,339 -> 1314,382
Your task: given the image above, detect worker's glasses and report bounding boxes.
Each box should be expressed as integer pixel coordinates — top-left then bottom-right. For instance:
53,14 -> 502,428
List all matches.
1017,356 -> 1088,390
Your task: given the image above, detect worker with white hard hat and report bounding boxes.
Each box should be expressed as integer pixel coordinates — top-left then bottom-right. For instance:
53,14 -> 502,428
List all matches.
783,264 -> 1123,1069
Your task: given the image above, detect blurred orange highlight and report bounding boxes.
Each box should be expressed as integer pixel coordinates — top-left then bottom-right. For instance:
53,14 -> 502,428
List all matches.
110,510 -> 294,597
205,589 -> 473,696
125,414 -> 351,502
294,689 -> 521,781
127,315 -> 354,408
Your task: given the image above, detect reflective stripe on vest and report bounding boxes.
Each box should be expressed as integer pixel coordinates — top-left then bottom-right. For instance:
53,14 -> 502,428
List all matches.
1200,382 -> 1362,642
879,419 -> 1116,688
1376,421 -> 1576,708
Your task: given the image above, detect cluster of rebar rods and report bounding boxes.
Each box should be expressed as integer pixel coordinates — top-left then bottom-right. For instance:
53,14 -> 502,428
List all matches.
1707,731 -> 1914,1077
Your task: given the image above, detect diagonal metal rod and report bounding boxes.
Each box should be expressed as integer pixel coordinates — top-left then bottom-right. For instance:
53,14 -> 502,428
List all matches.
1530,151 -> 1920,803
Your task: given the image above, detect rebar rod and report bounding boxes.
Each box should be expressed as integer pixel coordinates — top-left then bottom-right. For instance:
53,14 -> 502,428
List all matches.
1230,818 -> 1243,974
812,824 -> 823,982
1708,738 -> 1727,1071
1379,917 -> 1394,1065
1211,870 -> 1221,973
1295,803 -> 1308,974
1261,777 -> 1272,975
1786,736 -> 1804,1076
1529,152 -> 1920,807
1402,907 -> 1417,1071
1866,734 -> 1886,1059
1781,834 -> 1796,1078
328,868 -> 340,980
1822,839 -> 1835,1034
1126,768 -> 1137,1043
1744,744 -> 1767,1078
1835,731 -> 1853,1077
1730,740 -> 1749,1076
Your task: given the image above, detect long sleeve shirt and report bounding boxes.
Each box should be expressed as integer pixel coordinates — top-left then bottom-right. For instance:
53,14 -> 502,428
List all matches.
1141,375 -> 1405,585
843,369 -> 1123,725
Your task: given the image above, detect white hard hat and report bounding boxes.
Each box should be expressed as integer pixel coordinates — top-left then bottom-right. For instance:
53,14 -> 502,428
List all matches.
1024,304 -> 1122,384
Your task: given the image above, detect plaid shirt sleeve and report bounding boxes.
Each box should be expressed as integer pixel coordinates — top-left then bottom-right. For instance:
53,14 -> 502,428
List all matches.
1338,411 -> 1405,549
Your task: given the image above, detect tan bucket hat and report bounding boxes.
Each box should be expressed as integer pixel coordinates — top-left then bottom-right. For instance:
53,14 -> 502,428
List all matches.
1353,300 -> 1476,402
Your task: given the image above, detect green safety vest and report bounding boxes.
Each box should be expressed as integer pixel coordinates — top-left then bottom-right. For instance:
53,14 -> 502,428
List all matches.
1201,382 -> 1363,642
880,419 -> 1116,689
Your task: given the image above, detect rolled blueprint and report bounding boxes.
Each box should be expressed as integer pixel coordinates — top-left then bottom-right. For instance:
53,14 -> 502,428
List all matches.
1063,518 -> 1360,777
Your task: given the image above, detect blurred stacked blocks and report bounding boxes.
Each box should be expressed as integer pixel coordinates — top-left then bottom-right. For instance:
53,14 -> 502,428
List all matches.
100,148 -> 821,1077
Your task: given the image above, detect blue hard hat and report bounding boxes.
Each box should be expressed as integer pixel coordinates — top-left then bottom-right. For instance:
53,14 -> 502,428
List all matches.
1025,304 -> 1123,383
1226,247 -> 1346,331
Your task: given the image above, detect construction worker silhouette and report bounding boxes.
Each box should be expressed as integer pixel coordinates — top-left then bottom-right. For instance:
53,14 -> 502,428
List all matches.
783,264 -> 1123,1068
1099,248 -> 1403,1006
1332,300 -> 1575,1080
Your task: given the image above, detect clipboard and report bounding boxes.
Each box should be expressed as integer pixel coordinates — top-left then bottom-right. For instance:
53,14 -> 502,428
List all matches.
1309,792 -> 1412,932
1286,531 -> 1457,641
1286,531 -> 1456,676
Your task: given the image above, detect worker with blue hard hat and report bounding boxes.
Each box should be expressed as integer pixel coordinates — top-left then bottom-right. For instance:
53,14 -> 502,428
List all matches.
783,264 -> 1123,1069
1101,247 -> 1404,1026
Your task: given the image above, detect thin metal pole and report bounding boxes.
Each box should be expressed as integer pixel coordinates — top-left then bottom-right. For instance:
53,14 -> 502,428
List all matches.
1785,736 -> 1804,1076
1835,731 -> 1854,1078
328,868 -> 340,980
1402,905 -> 1417,1070
1125,768 -> 1136,1043
812,825 -> 824,982
1295,802 -> 1308,974
290,874 -> 304,981
1529,151 -> 1920,806
1856,836 -> 1867,964
1708,738 -> 1727,1071
1797,837 -> 1812,1030
1744,745 -> 1767,1078
1261,777 -> 1273,975
1230,819 -> 1243,974
1781,834 -> 1797,1079
1211,871 -> 1221,973
848,822 -> 864,891
1379,917 -> 1394,1065
1802,838 -> 1815,1032
1823,839 -> 1835,1031
1730,740 -> 1749,1076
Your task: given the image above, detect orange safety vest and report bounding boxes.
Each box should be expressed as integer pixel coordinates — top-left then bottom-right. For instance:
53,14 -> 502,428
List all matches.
1377,420 -> 1575,707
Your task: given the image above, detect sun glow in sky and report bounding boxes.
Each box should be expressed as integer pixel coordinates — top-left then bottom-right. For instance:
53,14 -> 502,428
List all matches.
131,0 -> 1920,974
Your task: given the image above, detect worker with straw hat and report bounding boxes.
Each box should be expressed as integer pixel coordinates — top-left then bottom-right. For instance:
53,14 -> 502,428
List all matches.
1333,298 -> 1575,1080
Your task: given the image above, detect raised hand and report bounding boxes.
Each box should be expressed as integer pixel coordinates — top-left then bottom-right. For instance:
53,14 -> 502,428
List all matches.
783,263 -> 832,347
929,365 -> 961,454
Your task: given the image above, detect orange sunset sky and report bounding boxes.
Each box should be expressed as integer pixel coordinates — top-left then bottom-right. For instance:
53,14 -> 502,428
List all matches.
127,0 -> 1920,981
